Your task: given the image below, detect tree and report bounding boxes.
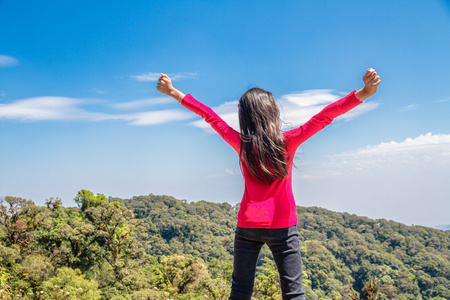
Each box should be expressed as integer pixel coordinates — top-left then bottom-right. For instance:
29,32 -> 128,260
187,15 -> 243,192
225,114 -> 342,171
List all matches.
361,280 -> 379,300
203,259 -> 232,299
0,196 -> 48,252
253,257 -> 282,300
83,200 -> 136,281
157,254 -> 209,296
74,189 -> 107,212
45,197 -> 62,211
40,267 -> 102,300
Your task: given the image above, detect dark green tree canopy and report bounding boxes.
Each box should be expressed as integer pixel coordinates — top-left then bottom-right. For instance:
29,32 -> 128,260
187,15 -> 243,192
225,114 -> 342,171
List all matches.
1,191 -> 449,299
74,189 -> 108,212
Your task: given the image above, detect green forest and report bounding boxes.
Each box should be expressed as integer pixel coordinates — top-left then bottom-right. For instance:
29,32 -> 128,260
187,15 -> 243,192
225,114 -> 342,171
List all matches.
1,191 -> 449,300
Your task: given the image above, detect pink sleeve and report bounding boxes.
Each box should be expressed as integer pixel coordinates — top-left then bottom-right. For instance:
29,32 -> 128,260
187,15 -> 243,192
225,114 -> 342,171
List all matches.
284,90 -> 362,152
181,94 -> 241,152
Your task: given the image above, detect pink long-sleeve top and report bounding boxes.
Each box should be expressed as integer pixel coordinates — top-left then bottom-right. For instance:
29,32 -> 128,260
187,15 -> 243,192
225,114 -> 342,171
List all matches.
181,91 -> 361,228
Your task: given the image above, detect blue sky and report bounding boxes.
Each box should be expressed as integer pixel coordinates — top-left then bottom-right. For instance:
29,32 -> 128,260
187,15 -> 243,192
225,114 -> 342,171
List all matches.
1,0 -> 449,227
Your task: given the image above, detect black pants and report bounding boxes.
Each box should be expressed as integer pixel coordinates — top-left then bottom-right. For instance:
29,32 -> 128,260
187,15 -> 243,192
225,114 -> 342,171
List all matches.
229,225 -> 306,300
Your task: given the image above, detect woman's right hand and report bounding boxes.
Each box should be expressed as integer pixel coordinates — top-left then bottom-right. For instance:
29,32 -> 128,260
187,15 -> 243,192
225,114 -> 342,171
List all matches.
157,73 -> 175,96
157,73 -> 185,103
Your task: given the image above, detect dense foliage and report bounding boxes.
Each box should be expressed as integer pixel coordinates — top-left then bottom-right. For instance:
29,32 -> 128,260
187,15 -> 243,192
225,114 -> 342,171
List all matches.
0,191 -> 449,299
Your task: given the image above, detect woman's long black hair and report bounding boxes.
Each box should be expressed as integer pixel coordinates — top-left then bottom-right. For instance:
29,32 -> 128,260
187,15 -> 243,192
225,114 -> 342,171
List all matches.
238,88 -> 289,182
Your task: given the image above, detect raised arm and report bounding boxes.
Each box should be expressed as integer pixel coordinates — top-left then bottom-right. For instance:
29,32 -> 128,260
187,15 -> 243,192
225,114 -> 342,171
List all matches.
285,68 -> 381,151
156,73 -> 241,151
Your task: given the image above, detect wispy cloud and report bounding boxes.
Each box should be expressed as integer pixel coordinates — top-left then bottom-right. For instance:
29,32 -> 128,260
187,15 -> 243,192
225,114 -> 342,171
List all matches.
432,98 -> 449,104
0,96 -> 193,125
90,88 -> 106,94
225,168 -> 234,175
336,101 -> 380,122
131,73 -> 160,82
112,97 -> 173,110
0,97 -> 89,121
131,72 -> 198,82
123,110 -> 193,125
401,104 -> 419,112
190,89 -> 379,132
0,54 -> 19,67
0,89 -> 378,128
400,98 -> 448,111
280,89 -> 339,107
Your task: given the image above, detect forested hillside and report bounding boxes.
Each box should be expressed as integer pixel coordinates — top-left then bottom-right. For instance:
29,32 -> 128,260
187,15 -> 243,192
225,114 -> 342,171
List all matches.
1,191 -> 449,299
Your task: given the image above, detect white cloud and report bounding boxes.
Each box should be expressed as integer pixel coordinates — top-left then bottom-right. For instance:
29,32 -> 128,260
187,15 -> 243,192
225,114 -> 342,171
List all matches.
225,168 -> 234,175
131,73 -> 160,82
432,98 -> 449,104
190,89 -> 379,132
123,110 -> 193,125
0,97 -> 87,121
131,72 -> 198,82
401,104 -> 419,112
296,133 -> 450,179
112,97 -> 173,110
169,72 -> 198,81
0,54 -> 19,67
337,101 -> 380,122
0,89 -> 378,128
0,96 -> 193,125
352,133 -> 450,155
90,88 -> 106,94
280,89 -> 339,107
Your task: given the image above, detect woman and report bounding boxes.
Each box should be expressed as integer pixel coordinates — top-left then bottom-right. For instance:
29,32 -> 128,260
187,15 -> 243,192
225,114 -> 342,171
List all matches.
157,69 -> 380,299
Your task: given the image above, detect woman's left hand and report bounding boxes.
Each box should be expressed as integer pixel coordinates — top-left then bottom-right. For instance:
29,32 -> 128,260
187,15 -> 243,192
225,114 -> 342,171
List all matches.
356,68 -> 381,102
362,68 -> 381,96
